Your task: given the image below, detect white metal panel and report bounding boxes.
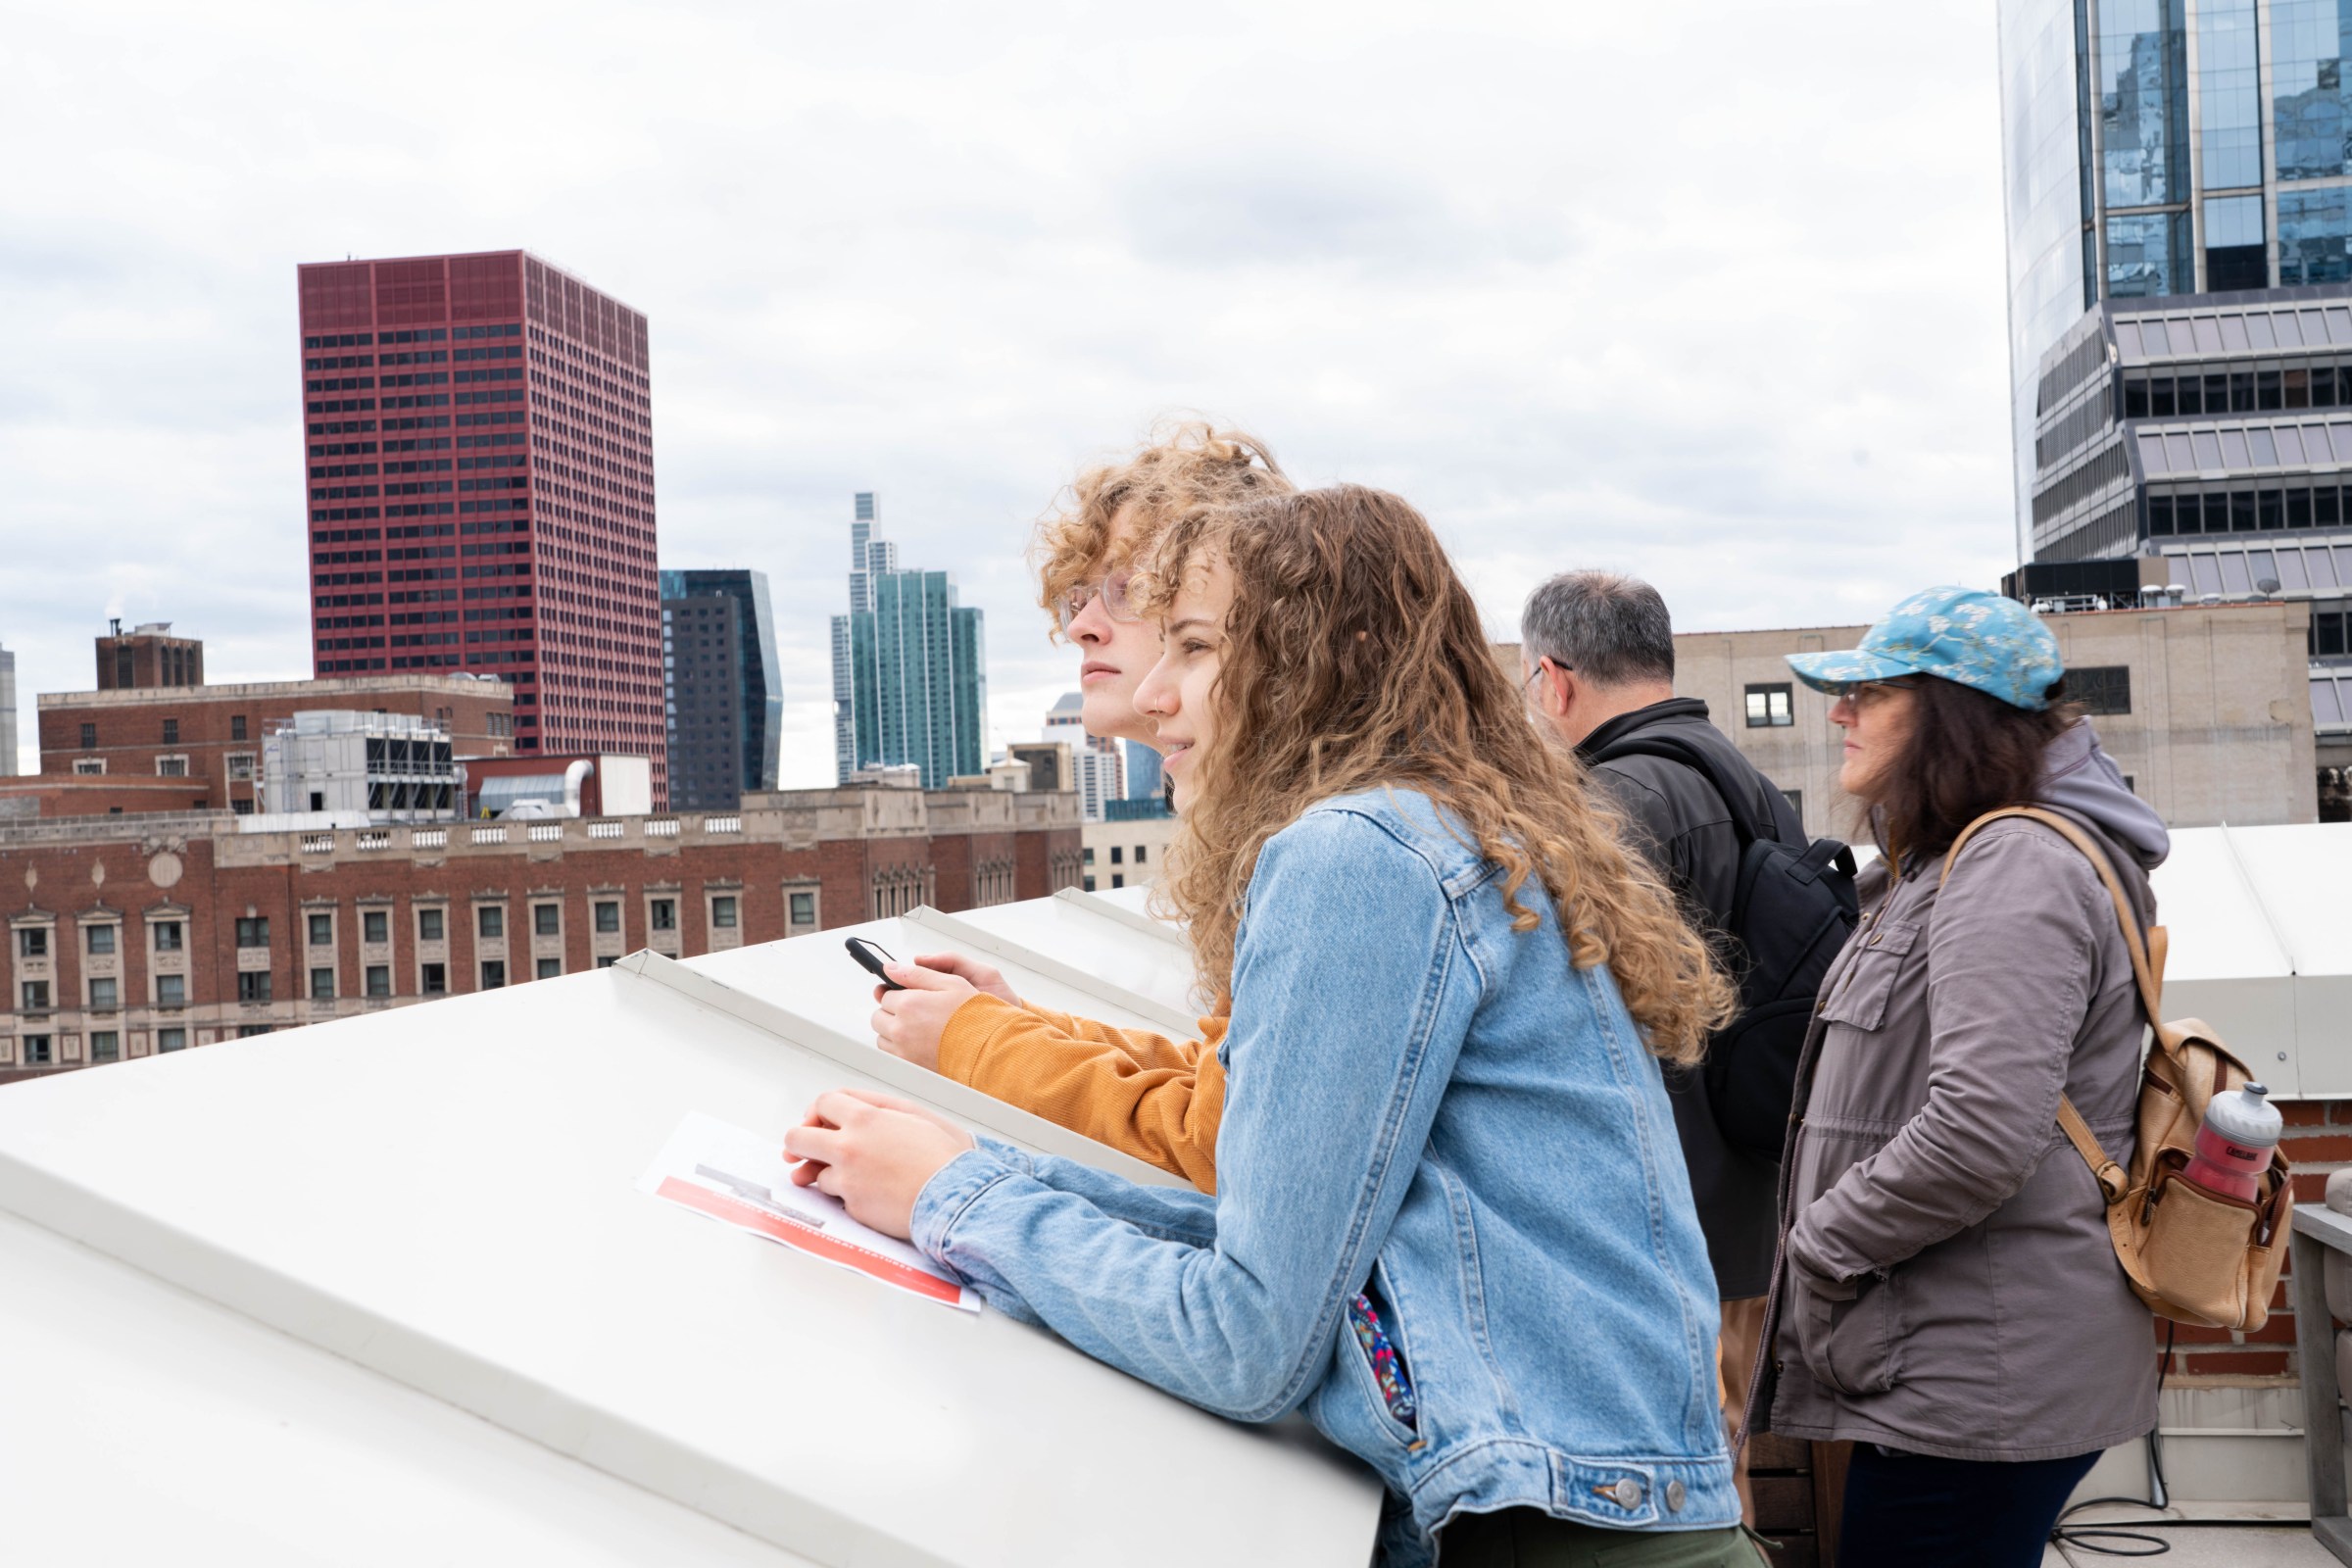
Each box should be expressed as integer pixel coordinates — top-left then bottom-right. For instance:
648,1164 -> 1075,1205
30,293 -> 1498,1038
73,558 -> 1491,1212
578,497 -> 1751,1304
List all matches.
936,891 -> 1200,1021
0,1209 -> 820,1568
0,962 -> 1381,1568
685,913 -> 1193,1049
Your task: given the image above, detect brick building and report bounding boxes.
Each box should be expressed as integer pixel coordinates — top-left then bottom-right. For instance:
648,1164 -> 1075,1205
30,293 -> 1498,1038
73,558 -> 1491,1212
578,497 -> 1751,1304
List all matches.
35,670 -> 515,815
95,621 -> 204,690
0,783 -> 1080,1082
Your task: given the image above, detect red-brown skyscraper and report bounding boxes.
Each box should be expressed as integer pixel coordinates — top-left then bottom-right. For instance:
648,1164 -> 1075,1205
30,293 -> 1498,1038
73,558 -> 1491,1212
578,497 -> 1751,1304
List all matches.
295,250 -> 664,802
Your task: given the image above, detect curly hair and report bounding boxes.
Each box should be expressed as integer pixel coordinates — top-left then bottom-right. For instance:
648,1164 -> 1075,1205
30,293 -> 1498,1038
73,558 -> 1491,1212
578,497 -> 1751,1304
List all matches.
1033,419 -> 1291,632
1136,486 -> 1734,1064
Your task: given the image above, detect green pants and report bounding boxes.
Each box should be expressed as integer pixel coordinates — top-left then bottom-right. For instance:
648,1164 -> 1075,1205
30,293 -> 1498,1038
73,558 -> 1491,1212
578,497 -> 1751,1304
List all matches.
1437,1508 -> 1762,1568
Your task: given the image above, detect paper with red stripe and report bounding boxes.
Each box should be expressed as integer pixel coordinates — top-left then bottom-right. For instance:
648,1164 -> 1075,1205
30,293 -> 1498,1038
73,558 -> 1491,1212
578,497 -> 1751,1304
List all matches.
638,1110 -> 978,1312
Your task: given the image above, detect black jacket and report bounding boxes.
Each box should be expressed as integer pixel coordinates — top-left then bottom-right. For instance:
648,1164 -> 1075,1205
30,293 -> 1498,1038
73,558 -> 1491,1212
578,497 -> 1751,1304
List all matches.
1577,697 -> 1804,1299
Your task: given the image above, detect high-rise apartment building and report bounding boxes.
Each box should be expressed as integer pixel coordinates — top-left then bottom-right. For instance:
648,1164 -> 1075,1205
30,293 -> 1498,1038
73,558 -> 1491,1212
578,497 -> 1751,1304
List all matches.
1123,739 -> 1163,802
0,643 -> 17,776
294,250 -> 664,802
660,568 -> 783,810
1044,692 -> 1123,821
828,496 -> 987,789
1999,1 -> 2352,786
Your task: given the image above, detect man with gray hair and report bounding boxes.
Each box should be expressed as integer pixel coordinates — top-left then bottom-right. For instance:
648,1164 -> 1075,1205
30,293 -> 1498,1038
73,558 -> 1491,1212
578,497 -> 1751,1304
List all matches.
1521,569 -> 1809,1518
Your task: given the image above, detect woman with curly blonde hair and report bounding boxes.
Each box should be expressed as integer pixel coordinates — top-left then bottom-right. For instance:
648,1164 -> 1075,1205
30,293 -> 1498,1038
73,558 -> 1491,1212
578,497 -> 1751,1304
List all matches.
791,487 -> 1749,1567
866,420 -> 1287,1192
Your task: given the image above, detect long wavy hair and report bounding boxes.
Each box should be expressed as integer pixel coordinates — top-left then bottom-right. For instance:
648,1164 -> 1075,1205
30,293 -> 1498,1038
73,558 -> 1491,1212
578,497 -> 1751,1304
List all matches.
1032,418 -> 1291,631
1858,675 -> 2075,863
1137,486 -> 1734,1063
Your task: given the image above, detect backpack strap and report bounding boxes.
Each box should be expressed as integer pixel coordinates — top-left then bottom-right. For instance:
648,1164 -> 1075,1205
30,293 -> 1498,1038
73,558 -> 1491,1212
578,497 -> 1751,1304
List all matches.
1941,807 -> 2156,1208
1939,807 -> 2166,1030
1592,730 -> 1774,849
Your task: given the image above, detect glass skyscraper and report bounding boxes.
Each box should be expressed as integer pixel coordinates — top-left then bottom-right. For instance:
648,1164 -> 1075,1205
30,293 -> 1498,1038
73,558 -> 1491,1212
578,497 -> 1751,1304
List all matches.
827,495 -> 988,789
660,568 -> 782,810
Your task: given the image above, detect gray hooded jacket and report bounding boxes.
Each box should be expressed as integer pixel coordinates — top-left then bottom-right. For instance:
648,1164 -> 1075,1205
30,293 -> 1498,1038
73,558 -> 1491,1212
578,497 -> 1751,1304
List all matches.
1752,721 -> 2166,1461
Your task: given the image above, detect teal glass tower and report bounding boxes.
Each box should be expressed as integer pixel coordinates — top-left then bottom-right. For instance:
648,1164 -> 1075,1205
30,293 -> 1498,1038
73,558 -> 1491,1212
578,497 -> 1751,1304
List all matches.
827,495 -> 988,789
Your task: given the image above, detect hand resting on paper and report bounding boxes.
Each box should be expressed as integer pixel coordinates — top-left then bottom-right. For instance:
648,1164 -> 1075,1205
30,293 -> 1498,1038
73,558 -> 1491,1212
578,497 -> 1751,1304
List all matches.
870,953 -> 1017,1071
784,1088 -> 977,1240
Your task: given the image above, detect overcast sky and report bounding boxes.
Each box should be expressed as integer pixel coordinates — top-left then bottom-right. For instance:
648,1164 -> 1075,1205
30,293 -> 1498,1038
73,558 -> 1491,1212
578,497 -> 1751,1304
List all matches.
0,0 -> 2015,785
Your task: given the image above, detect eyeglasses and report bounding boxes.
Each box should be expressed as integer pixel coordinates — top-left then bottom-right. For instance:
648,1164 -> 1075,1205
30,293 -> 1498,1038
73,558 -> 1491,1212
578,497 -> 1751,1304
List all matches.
1832,677 -> 1921,705
1055,568 -> 1142,633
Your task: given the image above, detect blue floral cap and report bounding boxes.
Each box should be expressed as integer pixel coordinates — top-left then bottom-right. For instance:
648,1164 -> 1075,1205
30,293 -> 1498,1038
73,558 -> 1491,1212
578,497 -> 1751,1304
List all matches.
1786,586 -> 2064,711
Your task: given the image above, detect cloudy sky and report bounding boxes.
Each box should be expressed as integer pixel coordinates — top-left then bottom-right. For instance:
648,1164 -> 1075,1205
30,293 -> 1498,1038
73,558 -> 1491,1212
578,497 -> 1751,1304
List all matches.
0,0 -> 2015,785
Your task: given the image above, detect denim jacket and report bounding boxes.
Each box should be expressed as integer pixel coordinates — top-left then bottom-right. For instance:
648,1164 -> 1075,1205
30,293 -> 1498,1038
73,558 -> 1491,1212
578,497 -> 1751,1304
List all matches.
909,788 -> 1738,1564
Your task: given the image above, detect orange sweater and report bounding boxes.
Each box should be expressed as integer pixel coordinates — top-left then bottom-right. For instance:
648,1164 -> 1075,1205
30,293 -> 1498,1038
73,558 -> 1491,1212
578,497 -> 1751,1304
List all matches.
936,994 -> 1227,1194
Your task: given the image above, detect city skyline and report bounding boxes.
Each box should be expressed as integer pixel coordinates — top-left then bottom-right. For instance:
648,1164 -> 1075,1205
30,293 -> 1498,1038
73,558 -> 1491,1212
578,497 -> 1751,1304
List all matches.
3,3 -> 2024,788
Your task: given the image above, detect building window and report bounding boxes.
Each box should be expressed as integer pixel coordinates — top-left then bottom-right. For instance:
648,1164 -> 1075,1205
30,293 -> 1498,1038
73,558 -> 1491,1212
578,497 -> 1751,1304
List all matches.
309,912 -> 333,947
1744,684 -> 1794,727
88,977 -> 118,1009
1135,846 -> 1149,864
79,722 -> 97,748
421,961 -> 447,995
788,891 -> 817,931
90,1031 -> 120,1063
480,959 -> 507,990
1782,789 -> 1804,820
157,1028 -> 185,1053
153,920 -> 183,953
596,954 -> 617,968
1082,847 -> 1096,866
21,981 -> 50,1011
711,895 -> 738,929
231,714 -> 249,741
2070,664 -> 2132,715
534,904 -> 561,937
227,753 -> 257,782
23,1035 -> 52,1064
310,967 -> 335,1001
157,974 -> 185,1007
363,909 -> 389,945
162,718 -> 179,745
1110,873 -> 1125,889
85,924 -> 116,956
1109,846 -> 1124,865
17,928 -> 46,959
1083,876 -> 1097,893
73,758 -> 105,775
536,957 -> 562,980
418,907 -> 445,942
237,971 -> 272,1003
156,755 -> 188,777
594,901 -> 620,934
650,898 -> 676,932
366,965 -> 390,999
478,906 -> 504,939
236,916 -> 270,948
237,1025 -> 273,1039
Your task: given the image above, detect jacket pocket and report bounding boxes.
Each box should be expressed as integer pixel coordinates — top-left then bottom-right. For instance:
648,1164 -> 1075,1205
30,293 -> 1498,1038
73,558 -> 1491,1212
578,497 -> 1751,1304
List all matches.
1815,919 -> 1920,1034
1344,1271 -> 1423,1447
1795,1268 -> 1902,1396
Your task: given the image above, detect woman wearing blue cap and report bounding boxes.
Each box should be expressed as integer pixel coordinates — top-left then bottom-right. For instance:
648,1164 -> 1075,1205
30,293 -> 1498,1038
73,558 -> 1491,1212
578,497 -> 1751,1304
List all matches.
1746,587 -> 2167,1567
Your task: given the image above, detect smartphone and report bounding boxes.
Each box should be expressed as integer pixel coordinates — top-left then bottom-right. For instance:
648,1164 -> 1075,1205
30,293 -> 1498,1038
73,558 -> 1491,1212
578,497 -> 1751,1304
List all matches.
845,937 -> 905,992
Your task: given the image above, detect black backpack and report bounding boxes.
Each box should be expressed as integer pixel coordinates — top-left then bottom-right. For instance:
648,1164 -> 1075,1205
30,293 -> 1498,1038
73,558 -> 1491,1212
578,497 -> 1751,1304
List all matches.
1592,731 -> 1859,1160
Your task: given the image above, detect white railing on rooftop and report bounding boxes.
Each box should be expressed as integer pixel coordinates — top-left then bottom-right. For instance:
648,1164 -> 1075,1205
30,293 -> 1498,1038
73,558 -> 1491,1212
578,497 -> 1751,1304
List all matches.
471,825 -> 508,845
646,818 -> 680,838
412,828 -> 447,850
527,823 -> 563,843
705,815 -> 741,834
588,820 -> 623,839
357,831 -> 390,852
300,834 -> 335,856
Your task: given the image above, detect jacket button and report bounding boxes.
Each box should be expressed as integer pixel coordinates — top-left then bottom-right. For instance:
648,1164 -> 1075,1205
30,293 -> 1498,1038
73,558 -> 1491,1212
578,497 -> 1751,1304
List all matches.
1665,1480 -> 1687,1513
1611,1479 -> 1643,1509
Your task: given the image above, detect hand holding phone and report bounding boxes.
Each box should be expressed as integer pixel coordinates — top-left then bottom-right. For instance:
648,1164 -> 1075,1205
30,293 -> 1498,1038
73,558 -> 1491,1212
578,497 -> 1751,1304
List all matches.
845,937 -> 905,992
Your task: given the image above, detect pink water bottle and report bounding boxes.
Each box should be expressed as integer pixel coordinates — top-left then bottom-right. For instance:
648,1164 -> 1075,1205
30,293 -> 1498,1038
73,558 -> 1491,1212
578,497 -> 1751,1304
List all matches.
2180,1082 -> 2282,1203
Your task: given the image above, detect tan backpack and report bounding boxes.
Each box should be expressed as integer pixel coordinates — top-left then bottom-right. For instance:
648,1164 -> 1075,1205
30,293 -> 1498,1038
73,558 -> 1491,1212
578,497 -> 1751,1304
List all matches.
1942,808 -> 2291,1333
